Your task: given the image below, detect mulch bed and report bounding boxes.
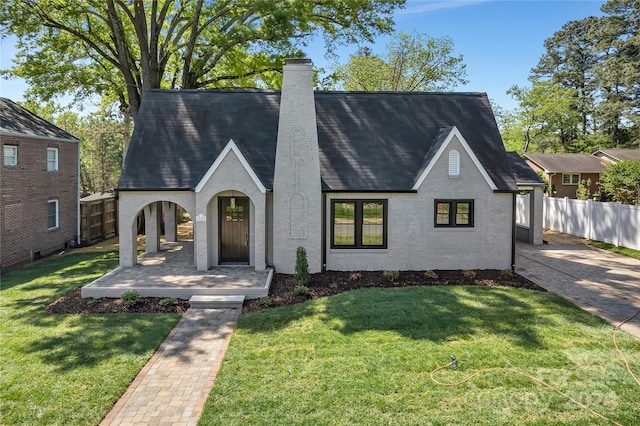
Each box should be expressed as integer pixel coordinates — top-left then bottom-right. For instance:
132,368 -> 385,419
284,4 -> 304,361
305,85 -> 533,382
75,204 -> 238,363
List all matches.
46,270 -> 544,315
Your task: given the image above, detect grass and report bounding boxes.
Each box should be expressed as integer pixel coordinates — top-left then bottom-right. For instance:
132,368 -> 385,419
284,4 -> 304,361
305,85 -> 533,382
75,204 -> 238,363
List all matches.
0,251 -> 180,426
200,286 -> 640,425
589,241 -> 640,261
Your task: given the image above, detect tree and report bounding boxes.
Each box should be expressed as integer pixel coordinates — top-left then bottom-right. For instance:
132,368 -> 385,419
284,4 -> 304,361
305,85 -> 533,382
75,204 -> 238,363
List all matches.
598,160 -> 640,205
333,31 -> 468,91
0,0 -> 404,118
506,81 -> 579,153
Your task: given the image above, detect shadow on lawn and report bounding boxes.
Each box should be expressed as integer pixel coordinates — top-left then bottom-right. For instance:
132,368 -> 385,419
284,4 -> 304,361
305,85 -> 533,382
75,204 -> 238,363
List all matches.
239,286 -> 603,349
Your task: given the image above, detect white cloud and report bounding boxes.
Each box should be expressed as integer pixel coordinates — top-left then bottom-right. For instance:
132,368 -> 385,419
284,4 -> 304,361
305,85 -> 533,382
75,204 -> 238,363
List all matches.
396,0 -> 490,16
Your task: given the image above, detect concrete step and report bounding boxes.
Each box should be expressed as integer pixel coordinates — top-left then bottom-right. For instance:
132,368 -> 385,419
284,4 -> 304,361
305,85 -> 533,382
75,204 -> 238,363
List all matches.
189,294 -> 245,309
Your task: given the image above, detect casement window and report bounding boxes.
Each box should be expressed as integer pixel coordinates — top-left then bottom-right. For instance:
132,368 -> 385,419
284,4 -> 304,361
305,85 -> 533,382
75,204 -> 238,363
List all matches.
448,149 -> 460,176
47,147 -> 58,171
332,200 -> 387,248
435,200 -> 474,227
562,173 -> 580,185
3,145 -> 18,166
47,200 -> 59,229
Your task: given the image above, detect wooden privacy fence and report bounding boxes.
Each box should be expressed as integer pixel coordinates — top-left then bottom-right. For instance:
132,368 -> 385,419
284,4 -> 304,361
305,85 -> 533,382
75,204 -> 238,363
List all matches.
542,196 -> 640,250
80,193 -> 118,245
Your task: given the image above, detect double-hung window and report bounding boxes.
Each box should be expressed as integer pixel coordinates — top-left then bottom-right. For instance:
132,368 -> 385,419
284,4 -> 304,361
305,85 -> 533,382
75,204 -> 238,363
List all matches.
47,147 -> 58,171
47,200 -> 59,229
562,173 -> 580,185
435,200 -> 474,227
4,145 -> 18,166
332,200 -> 387,248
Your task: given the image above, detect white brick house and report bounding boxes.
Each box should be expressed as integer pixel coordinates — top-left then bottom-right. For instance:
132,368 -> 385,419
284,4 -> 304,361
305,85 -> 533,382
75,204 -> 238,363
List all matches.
117,59 -> 524,274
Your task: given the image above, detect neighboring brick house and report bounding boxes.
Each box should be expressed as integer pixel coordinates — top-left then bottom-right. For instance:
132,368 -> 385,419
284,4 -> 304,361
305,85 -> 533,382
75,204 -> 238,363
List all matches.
117,59 -> 523,274
592,148 -> 640,164
522,153 -> 604,199
0,98 -> 80,270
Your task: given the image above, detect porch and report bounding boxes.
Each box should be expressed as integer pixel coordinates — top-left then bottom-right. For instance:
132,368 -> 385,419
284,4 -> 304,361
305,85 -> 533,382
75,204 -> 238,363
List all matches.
81,241 -> 272,300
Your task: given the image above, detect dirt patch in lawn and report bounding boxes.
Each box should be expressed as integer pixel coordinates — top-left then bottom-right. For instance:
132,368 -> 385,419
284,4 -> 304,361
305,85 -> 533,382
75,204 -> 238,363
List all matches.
46,270 -> 544,315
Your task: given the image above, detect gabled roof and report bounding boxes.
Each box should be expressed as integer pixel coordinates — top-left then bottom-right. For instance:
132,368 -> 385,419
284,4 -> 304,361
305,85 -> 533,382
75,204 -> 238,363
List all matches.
118,90 -> 516,192
592,148 -> 640,163
0,97 -> 78,142
506,152 -> 545,186
522,153 -> 605,173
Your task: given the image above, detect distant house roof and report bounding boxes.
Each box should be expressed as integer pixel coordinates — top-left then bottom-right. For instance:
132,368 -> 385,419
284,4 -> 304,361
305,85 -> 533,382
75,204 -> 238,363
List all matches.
592,149 -> 640,163
522,153 -> 605,173
506,152 -> 545,186
118,90 -> 517,192
0,97 -> 78,142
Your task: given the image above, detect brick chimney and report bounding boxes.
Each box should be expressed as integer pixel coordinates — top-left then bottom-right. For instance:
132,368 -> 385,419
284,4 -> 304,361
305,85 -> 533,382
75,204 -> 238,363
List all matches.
272,59 -> 322,273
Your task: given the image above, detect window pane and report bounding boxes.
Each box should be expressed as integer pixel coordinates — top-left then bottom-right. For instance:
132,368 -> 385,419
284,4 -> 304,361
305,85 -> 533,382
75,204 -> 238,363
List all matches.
333,202 -> 355,246
47,148 -> 58,171
572,174 -> 579,184
48,201 -> 58,228
436,202 -> 450,225
562,175 -> 569,184
362,202 -> 384,246
455,202 -> 470,225
4,145 -> 17,166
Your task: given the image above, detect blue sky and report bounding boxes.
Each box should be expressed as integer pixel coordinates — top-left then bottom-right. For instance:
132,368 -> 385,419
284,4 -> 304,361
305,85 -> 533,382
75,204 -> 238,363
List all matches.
0,0 -> 605,112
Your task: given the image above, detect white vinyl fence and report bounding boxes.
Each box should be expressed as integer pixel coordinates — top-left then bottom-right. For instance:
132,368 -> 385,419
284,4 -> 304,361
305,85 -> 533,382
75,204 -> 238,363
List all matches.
542,196 -> 640,250
516,194 -> 530,227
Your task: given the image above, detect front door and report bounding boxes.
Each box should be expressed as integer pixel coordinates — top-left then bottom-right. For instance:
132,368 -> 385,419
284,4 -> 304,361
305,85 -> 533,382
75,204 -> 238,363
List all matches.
219,197 -> 250,264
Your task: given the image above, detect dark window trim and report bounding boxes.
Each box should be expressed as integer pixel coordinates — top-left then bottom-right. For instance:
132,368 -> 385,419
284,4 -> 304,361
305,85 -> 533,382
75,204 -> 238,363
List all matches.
331,199 -> 388,249
434,199 -> 474,228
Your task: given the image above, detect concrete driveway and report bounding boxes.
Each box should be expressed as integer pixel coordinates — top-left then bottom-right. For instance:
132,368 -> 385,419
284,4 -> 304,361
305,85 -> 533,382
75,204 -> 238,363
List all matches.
516,236 -> 640,339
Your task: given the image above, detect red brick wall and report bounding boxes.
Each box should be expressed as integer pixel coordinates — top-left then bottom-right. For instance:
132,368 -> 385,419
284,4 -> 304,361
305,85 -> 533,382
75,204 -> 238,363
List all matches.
549,172 -> 600,199
1,136 -> 79,270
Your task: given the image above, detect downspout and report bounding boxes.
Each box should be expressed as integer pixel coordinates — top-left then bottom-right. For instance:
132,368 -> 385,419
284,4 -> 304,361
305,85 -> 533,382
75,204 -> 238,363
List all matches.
511,192 -> 516,272
76,140 -> 81,245
321,192 -> 326,271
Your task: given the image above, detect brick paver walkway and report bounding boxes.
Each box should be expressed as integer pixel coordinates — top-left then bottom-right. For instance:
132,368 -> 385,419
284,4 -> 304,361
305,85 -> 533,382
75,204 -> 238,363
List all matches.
100,308 -> 240,426
516,242 -> 640,339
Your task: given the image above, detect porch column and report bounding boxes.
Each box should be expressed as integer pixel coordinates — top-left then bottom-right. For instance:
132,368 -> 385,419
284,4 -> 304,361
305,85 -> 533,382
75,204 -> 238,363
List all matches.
163,201 -> 177,242
195,198 -> 209,271
120,211 -> 138,267
531,186 -> 544,245
144,202 -> 161,253
253,196 -> 266,271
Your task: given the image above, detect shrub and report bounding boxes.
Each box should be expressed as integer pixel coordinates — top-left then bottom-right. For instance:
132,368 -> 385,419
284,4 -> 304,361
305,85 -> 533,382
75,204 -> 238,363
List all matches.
383,270 -> 399,282
329,282 -> 338,289
463,270 -> 477,279
294,246 -> 310,287
160,297 -> 177,306
294,284 -> 310,296
260,297 -> 272,307
87,297 -> 101,307
349,272 -> 362,281
424,270 -> 438,279
500,269 -> 514,278
121,290 -> 140,308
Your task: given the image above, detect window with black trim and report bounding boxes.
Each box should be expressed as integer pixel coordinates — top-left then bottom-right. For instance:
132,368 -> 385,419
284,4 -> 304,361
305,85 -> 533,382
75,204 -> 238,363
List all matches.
332,200 -> 387,248
435,200 -> 474,227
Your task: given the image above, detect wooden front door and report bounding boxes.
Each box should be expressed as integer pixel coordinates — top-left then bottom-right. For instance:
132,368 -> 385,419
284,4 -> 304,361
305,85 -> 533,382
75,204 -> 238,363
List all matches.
219,197 -> 250,264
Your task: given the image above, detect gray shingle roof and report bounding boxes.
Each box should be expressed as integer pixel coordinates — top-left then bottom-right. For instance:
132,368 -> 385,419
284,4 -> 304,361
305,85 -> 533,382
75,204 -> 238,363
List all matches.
0,97 -> 78,141
506,152 -> 545,186
522,153 -> 605,173
592,149 -> 640,162
119,90 -> 517,192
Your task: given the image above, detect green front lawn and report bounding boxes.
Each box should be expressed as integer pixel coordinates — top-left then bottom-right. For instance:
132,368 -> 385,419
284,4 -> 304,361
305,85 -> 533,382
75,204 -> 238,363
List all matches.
200,286 -> 640,425
589,241 -> 640,261
0,252 -> 180,426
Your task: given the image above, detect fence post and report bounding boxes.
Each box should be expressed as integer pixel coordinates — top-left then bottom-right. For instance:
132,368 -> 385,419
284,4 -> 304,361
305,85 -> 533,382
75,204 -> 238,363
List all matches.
563,197 -> 568,234
616,202 -> 621,247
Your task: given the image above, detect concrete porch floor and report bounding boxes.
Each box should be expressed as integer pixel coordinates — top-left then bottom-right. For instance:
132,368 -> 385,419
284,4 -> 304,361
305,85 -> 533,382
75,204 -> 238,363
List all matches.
81,241 -> 272,300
